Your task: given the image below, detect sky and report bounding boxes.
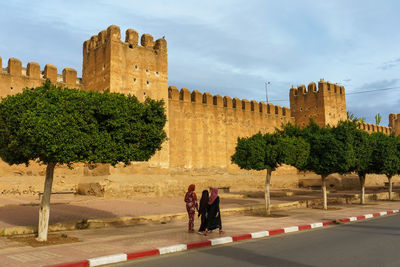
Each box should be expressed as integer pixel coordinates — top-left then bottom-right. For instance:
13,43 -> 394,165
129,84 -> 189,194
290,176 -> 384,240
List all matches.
0,0 -> 399,125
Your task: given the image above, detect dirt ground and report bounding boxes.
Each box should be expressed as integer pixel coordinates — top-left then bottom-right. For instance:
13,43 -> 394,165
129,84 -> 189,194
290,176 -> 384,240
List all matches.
7,233 -> 80,247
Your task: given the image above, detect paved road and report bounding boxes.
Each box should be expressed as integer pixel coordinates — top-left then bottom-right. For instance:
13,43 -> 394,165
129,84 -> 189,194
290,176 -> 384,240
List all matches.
113,214 -> 400,267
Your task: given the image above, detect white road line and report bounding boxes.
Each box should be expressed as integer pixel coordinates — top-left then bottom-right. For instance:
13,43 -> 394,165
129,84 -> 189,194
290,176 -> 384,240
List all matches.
310,222 -> 323,228
89,253 -> 127,266
158,244 -> 187,255
284,226 -> 299,233
209,237 -> 233,246
251,231 -> 269,238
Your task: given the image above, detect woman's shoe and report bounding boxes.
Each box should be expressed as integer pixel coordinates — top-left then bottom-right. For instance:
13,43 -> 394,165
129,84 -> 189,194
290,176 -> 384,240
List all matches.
219,230 -> 224,235
204,230 -> 208,236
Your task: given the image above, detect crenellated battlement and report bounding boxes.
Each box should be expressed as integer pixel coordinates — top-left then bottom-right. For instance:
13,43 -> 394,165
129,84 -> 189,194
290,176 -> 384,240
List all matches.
289,79 -> 345,98
0,56 -> 83,97
168,86 -> 292,117
289,79 -> 347,127
358,123 -> 391,135
83,25 -> 167,55
0,56 -> 82,86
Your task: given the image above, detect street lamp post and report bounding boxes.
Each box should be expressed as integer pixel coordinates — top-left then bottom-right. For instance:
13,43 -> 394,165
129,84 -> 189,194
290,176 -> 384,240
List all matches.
265,81 -> 271,104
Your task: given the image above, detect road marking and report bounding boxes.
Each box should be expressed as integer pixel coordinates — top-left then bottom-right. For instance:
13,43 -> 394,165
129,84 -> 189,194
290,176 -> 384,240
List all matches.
284,226 -> 299,233
209,237 -> 233,246
310,222 -> 323,228
251,231 -> 269,238
89,253 -> 127,266
349,217 -> 357,222
379,211 -> 387,216
364,214 -> 373,219
158,244 -> 187,255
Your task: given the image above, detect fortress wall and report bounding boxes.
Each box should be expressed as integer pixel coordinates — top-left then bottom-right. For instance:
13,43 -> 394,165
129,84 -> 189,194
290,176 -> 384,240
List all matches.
168,86 -> 294,170
0,56 -> 83,98
358,122 -> 391,135
389,113 -> 400,136
290,80 -> 346,127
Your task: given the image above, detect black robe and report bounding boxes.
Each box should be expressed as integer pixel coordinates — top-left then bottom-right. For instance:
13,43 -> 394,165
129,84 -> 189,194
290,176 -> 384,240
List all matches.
207,196 -> 222,230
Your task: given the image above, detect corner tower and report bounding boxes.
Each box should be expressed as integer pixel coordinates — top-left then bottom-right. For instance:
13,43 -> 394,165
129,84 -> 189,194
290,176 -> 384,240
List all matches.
289,79 -> 347,127
82,25 -> 168,102
389,113 -> 400,136
82,25 -> 169,168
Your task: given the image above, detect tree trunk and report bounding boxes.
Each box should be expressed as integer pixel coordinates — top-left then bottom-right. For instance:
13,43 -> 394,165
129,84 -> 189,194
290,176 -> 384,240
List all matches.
359,174 -> 366,204
387,175 -> 393,201
265,169 -> 272,216
37,162 -> 56,241
322,175 -> 327,210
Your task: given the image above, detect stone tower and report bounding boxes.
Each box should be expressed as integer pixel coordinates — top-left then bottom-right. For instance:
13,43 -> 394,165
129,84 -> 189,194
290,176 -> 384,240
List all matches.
389,113 -> 400,136
82,25 -> 169,168
289,79 -> 347,127
82,25 -> 168,101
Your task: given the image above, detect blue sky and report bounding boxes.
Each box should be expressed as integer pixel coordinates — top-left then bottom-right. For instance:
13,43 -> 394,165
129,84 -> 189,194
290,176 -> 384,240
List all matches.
0,0 -> 399,125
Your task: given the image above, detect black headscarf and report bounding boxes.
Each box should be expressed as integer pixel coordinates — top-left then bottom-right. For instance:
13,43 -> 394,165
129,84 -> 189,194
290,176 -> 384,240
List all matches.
198,190 -> 209,215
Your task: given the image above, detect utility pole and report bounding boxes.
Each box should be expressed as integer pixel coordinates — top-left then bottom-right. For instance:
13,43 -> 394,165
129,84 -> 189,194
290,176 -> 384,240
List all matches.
265,81 -> 271,103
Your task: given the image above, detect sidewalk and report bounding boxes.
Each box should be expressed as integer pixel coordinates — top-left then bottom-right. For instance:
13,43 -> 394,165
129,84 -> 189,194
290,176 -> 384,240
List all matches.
0,189 -> 398,266
0,201 -> 399,267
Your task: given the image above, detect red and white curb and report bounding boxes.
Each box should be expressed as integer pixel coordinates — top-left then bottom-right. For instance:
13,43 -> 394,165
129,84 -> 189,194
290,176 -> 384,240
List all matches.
46,209 -> 399,267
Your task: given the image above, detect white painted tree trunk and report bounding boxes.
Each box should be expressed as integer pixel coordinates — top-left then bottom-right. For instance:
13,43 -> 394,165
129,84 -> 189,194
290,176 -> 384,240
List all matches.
37,162 -> 56,242
322,175 -> 327,210
265,169 -> 272,216
388,175 -> 393,201
359,174 -> 366,204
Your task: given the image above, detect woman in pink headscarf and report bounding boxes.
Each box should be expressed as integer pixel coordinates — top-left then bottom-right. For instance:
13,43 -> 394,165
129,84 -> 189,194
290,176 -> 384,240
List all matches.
184,184 -> 198,233
204,187 -> 223,235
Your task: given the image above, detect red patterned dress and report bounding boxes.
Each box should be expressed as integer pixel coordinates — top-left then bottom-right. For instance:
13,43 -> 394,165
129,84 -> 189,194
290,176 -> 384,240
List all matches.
184,191 -> 198,232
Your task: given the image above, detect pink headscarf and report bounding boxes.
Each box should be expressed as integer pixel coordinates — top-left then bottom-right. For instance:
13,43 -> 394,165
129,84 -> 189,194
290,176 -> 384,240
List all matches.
208,187 -> 218,205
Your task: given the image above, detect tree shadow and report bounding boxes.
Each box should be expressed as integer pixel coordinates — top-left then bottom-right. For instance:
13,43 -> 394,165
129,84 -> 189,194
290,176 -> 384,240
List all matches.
0,203 -> 116,227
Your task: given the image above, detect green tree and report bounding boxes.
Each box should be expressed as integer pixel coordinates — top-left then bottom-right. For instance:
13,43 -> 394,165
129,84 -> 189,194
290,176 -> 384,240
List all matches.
347,111 -> 366,124
370,133 -> 400,200
231,132 -> 309,215
281,121 -> 355,210
0,81 -> 167,241
375,113 -> 382,125
334,121 -> 374,204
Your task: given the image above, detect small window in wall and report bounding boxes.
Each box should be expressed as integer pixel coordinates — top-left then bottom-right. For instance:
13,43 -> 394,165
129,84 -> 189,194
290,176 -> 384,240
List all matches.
146,80 -> 150,85
133,78 -> 137,83
134,65 -> 138,70
102,64 -> 105,71
10,87 -> 13,90
129,44 -> 133,49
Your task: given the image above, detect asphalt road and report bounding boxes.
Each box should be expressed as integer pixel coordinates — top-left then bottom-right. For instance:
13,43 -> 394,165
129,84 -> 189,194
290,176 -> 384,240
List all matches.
113,214 -> 400,267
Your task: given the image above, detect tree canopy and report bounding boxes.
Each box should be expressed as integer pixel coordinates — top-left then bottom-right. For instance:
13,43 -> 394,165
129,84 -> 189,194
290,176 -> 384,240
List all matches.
232,132 -> 309,215
0,80 -> 167,167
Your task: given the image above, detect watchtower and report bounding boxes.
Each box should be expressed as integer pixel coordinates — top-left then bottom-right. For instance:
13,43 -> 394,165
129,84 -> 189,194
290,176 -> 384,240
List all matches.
82,25 -> 168,102
82,25 -> 169,168
389,113 -> 400,136
289,79 -> 347,127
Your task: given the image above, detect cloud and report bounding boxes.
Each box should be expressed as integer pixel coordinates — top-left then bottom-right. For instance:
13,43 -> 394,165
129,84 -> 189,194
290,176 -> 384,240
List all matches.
379,58 -> 400,70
